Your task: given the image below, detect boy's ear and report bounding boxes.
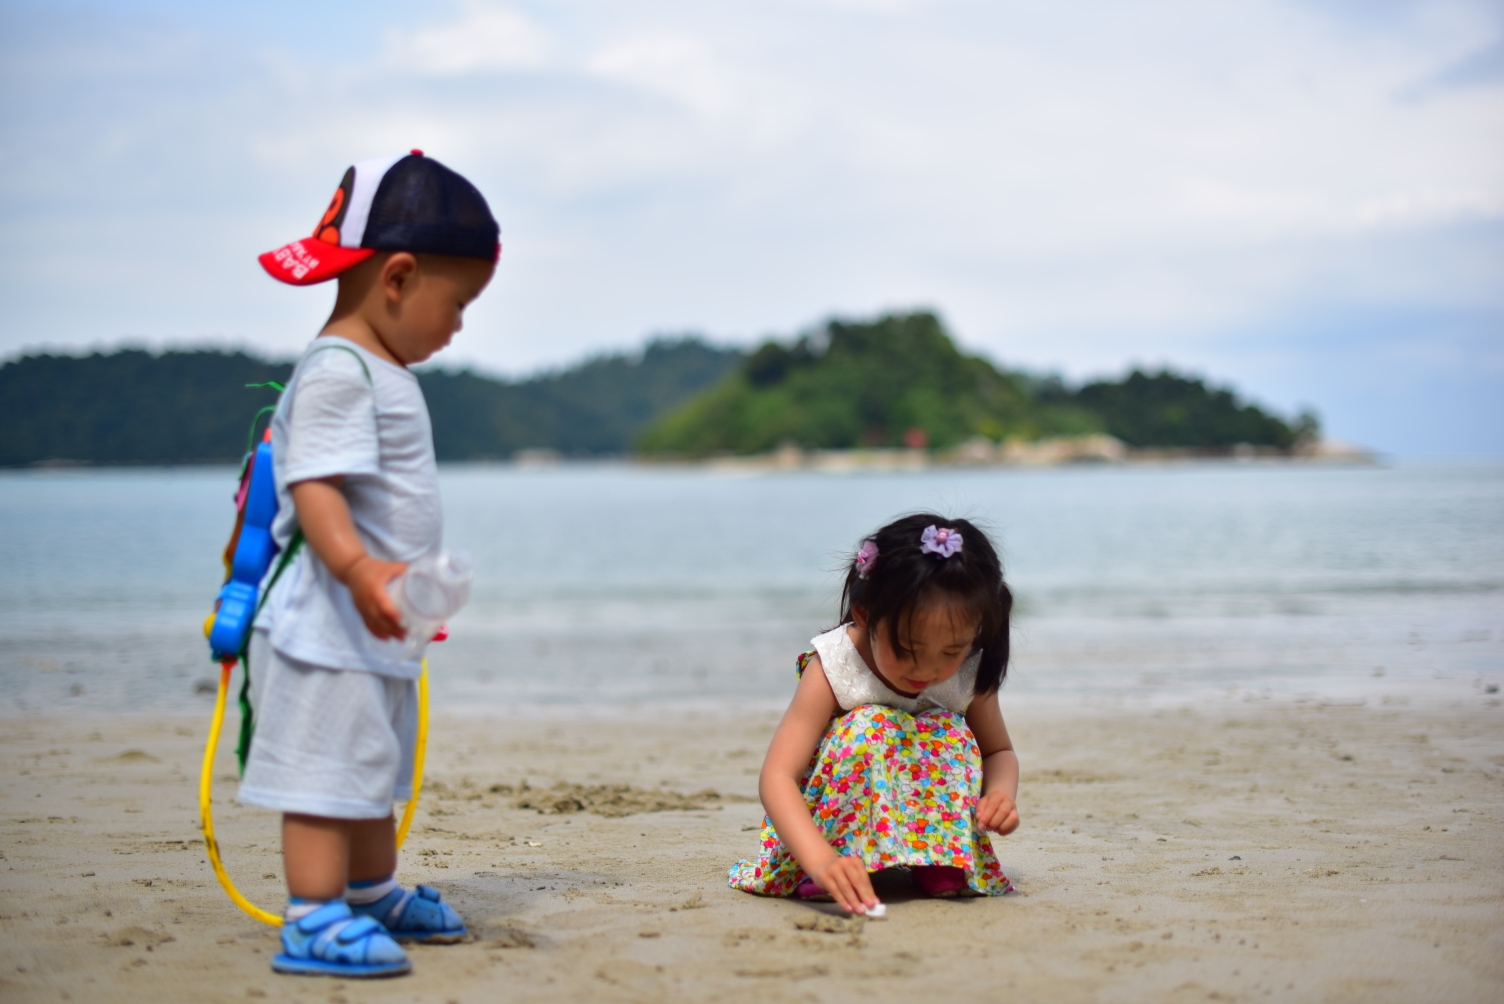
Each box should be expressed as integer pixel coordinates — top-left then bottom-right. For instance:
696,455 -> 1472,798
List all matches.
379,252 -> 420,302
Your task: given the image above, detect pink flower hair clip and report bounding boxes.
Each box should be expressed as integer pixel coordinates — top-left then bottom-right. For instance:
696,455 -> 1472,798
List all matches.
855,539 -> 879,578
919,524 -> 963,559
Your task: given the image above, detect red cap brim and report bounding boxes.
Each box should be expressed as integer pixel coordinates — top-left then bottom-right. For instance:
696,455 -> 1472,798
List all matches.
258,239 -> 376,285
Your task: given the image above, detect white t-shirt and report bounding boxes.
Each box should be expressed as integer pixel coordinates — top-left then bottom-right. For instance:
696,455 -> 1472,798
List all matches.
810,625 -> 979,714
254,337 -> 442,679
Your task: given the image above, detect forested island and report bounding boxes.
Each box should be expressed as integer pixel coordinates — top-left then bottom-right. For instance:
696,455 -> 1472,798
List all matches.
0,311 -> 1318,467
637,312 -> 1317,457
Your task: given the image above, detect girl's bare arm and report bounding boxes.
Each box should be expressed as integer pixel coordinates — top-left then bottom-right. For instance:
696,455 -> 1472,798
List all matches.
758,655 -> 881,914
966,691 -> 1021,835
289,477 -> 407,640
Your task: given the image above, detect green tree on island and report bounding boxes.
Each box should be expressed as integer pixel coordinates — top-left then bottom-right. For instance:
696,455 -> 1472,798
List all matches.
1068,370 -> 1318,450
637,312 -> 1100,455
637,311 -> 1314,457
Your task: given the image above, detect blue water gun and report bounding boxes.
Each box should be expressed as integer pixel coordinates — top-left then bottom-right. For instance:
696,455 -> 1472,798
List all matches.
207,431 -> 282,661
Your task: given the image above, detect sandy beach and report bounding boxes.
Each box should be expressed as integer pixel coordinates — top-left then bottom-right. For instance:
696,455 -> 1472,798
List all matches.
2,697 -> 1501,1003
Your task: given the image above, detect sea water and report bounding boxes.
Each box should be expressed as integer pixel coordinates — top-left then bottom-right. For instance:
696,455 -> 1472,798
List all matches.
0,461 -> 1500,716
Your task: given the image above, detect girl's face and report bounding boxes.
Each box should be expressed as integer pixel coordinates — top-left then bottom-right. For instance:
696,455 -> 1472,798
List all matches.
852,601 -> 978,697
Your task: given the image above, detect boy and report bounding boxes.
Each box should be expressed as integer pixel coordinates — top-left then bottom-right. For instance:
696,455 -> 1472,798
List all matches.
240,151 -> 498,977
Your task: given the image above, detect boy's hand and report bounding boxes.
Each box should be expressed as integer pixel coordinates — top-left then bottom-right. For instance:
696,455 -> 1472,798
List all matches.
810,855 -> 881,915
976,790 -> 1020,835
289,478 -> 410,642
344,556 -> 408,641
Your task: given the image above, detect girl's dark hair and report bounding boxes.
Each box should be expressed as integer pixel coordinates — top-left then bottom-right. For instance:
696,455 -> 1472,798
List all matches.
839,513 -> 1012,696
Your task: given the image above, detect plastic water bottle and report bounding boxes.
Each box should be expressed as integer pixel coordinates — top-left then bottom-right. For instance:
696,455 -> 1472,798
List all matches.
388,550 -> 472,659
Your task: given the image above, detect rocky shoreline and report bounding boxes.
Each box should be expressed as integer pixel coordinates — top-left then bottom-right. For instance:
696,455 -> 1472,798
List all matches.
617,435 -> 1378,473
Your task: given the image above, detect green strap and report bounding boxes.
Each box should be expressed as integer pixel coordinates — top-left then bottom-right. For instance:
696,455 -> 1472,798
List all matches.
244,405 -> 278,455
304,341 -> 373,384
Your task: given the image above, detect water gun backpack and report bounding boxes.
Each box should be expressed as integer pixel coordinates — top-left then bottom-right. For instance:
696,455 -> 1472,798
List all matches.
203,383 -> 303,773
197,351 -> 430,928
207,422 -> 286,663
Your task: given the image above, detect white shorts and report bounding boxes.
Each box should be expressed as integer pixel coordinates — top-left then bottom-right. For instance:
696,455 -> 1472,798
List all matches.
237,630 -> 416,819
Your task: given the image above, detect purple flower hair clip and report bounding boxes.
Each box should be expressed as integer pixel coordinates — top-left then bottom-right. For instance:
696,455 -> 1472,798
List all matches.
855,539 -> 879,579
919,524 -> 963,559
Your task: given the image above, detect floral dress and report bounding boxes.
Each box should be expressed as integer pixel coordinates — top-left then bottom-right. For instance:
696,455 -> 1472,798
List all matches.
728,626 -> 1012,897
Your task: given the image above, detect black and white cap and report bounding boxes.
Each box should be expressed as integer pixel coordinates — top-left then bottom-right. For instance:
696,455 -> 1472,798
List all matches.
259,150 -> 500,285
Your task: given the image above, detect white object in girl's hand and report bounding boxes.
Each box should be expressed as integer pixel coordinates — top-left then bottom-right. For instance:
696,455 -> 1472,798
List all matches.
387,550 -> 473,659
864,903 -> 887,919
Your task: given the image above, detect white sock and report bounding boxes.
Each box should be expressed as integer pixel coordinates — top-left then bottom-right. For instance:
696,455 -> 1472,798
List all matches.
344,876 -> 400,905
284,898 -> 329,922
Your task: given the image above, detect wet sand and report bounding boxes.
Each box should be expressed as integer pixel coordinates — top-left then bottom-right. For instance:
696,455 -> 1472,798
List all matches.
2,698 -> 1502,1003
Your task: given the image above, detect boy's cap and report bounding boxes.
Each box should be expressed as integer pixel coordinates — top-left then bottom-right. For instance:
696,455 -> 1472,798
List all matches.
259,150 -> 500,285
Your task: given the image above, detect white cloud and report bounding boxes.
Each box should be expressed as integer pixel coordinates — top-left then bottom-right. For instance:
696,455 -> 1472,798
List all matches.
587,34 -> 731,115
796,0 -> 939,13
1353,188 -> 1504,230
385,1 -> 551,76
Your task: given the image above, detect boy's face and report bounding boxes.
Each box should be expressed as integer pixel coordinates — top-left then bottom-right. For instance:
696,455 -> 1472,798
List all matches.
386,255 -> 496,365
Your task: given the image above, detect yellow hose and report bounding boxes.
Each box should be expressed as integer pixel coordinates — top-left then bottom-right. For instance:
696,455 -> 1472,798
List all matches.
199,657 -> 430,926
396,667 -> 429,847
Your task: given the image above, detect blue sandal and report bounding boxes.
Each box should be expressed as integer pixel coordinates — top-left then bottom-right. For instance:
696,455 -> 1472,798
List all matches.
349,884 -> 467,943
272,901 -> 411,978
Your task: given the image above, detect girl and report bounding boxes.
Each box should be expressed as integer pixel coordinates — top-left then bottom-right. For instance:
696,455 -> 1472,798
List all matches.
729,513 -> 1019,914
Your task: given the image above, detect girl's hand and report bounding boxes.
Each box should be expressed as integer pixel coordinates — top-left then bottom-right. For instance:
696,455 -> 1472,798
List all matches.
810,855 -> 881,915
345,556 -> 408,641
976,790 -> 1020,835
759,658 -> 879,915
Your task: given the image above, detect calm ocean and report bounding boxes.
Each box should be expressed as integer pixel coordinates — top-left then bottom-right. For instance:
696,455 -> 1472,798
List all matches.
1,461 -> 1500,717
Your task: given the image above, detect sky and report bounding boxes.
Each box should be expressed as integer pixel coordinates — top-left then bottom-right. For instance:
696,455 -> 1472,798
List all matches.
0,0 -> 1500,455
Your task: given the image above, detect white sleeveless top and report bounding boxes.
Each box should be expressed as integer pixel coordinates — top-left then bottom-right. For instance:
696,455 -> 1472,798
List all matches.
809,625 -> 980,715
